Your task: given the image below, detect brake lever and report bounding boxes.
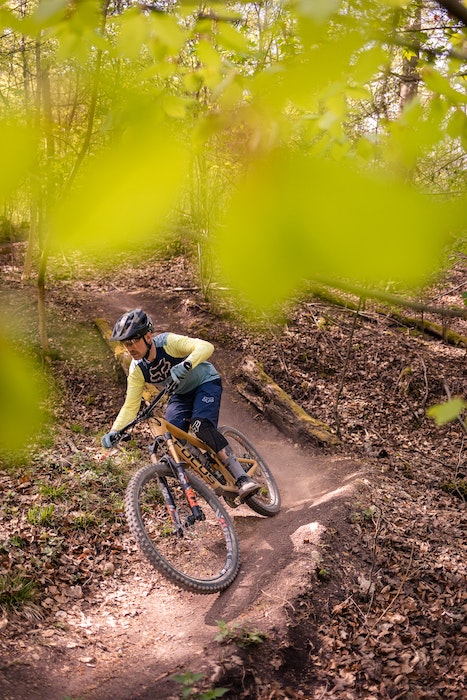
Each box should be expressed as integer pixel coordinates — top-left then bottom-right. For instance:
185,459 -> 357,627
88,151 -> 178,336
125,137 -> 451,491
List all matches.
110,431 -> 131,446
166,381 -> 177,397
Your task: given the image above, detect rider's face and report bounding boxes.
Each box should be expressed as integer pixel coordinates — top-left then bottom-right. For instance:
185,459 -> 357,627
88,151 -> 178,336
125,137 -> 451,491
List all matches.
123,333 -> 151,360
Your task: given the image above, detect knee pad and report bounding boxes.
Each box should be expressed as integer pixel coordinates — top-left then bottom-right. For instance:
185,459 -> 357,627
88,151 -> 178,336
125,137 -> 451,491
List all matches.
191,417 -> 228,453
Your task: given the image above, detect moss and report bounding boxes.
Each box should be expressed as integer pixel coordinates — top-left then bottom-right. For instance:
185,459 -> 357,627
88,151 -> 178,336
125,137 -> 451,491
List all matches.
440,480 -> 467,499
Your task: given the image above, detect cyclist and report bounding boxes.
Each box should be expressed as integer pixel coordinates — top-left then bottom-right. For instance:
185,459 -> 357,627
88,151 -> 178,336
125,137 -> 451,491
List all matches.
101,308 -> 260,499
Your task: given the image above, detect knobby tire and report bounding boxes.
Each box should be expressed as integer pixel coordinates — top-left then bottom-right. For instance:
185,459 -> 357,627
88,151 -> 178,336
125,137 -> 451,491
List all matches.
125,462 -> 240,594
219,426 -> 281,517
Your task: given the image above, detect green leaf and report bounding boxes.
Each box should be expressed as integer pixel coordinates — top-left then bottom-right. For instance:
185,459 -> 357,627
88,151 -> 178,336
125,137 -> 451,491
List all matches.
216,22 -> 249,54
268,32 -> 367,112
422,67 -> 467,104
50,113 -> 189,255
196,40 -> 223,71
0,121 -> 37,200
147,13 -> 187,58
116,10 -> 149,60
447,109 -> 467,140
427,398 -> 466,426
384,98 -> 445,168
162,94 -> 190,119
351,46 -> 390,84
183,70 -> 204,93
401,47 -> 417,62
216,71 -> 245,108
213,149 -> 457,310
51,0 -> 106,62
31,0 -> 69,26
346,85 -> 372,101
0,8 -> 26,33
294,0 -> 341,23
0,335 -> 46,453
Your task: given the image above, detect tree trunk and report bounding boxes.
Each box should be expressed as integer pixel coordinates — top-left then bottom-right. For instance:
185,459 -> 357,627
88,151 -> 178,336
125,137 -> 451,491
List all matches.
400,1 -> 422,110
35,37 -> 55,353
21,4 -> 36,280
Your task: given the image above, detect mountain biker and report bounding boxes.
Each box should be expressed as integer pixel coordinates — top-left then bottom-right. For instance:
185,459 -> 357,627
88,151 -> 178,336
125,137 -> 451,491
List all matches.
101,308 -> 260,499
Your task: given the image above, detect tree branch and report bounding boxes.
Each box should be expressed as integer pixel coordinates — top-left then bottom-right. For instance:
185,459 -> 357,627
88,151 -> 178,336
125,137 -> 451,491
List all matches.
385,32 -> 467,61
436,0 -> 467,25
312,277 -> 467,321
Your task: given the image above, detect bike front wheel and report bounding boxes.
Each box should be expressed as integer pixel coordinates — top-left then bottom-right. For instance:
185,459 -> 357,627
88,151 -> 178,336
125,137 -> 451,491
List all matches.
220,426 -> 281,517
125,462 -> 240,594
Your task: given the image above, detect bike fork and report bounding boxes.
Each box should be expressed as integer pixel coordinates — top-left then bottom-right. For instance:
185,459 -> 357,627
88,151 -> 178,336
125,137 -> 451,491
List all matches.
157,475 -> 184,535
158,462 -> 206,535
174,462 -> 206,526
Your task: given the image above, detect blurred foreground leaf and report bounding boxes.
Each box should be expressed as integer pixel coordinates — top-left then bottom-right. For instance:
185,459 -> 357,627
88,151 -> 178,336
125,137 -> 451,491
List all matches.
50,114 -> 189,255
0,334 -> 46,454
427,398 -> 466,426
0,120 -> 37,200
213,149 -> 463,309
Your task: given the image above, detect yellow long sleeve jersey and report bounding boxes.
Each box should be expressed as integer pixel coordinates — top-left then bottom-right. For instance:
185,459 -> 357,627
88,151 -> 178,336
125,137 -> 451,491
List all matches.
112,332 -> 219,431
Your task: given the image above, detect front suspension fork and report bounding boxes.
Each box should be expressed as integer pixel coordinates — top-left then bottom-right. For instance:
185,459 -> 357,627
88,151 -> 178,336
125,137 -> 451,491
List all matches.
156,458 -> 205,533
173,462 -> 206,526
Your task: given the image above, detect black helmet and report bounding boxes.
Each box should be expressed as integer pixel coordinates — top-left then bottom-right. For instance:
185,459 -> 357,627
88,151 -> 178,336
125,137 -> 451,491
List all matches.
111,309 -> 153,341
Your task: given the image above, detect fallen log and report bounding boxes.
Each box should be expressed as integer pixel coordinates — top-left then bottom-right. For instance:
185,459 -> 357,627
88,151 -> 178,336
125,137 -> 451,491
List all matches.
312,286 -> 467,348
236,357 -> 340,447
387,310 -> 467,347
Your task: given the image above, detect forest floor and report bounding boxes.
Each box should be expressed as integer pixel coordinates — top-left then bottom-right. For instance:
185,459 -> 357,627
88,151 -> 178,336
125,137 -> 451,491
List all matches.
0,249 -> 466,699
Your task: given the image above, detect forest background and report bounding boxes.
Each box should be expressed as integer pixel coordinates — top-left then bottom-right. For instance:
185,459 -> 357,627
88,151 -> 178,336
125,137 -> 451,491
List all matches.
0,0 -> 466,448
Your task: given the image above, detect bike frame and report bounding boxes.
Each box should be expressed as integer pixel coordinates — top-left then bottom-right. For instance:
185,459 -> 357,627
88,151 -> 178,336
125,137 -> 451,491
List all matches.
115,385 -> 259,498
148,414 -> 238,495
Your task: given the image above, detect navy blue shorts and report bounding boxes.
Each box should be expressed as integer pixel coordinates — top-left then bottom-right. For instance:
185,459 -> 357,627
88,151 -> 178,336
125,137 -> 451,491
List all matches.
165,379 -> 222,431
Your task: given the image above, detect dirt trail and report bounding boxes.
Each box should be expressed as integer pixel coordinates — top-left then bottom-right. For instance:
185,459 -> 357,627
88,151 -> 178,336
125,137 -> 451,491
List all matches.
60,411 -> 361,700
1,288 -> 365,700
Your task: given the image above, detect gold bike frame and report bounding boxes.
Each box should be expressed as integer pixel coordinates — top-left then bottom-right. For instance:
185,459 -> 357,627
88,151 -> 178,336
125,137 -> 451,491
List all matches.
147,414 -> 258,496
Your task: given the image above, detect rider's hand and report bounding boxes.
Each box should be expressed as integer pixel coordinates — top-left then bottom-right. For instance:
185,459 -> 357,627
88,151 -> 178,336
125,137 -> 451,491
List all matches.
101,431 -> 119,449
170,361 -> 190,385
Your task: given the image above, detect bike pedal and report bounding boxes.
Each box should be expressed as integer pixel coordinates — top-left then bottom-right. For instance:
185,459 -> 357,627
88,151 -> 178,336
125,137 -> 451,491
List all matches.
223,494 -> 240,508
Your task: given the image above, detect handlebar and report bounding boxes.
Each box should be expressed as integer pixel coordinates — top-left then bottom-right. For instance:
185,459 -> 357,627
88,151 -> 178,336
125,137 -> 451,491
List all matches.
110,360 -> 192,446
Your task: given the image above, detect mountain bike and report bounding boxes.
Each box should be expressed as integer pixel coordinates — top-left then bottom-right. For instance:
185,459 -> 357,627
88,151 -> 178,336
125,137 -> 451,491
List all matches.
107,377 -> 281,594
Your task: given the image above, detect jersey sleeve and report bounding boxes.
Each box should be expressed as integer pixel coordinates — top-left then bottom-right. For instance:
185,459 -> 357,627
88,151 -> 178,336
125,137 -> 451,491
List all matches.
164,333 -> 214,368
111,364 -> 146,431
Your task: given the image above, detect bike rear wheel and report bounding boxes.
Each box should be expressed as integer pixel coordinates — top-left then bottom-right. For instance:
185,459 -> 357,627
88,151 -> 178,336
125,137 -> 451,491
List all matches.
125,462 -> 240,594
219,426 -> 281,517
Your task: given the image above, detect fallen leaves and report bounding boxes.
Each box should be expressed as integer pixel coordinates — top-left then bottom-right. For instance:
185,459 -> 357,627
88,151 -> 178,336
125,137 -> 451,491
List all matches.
286,471 -> 467,699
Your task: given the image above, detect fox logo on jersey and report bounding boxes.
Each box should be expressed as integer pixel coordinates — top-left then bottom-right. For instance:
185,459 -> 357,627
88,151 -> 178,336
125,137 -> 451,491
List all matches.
148,358 -> 172,383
